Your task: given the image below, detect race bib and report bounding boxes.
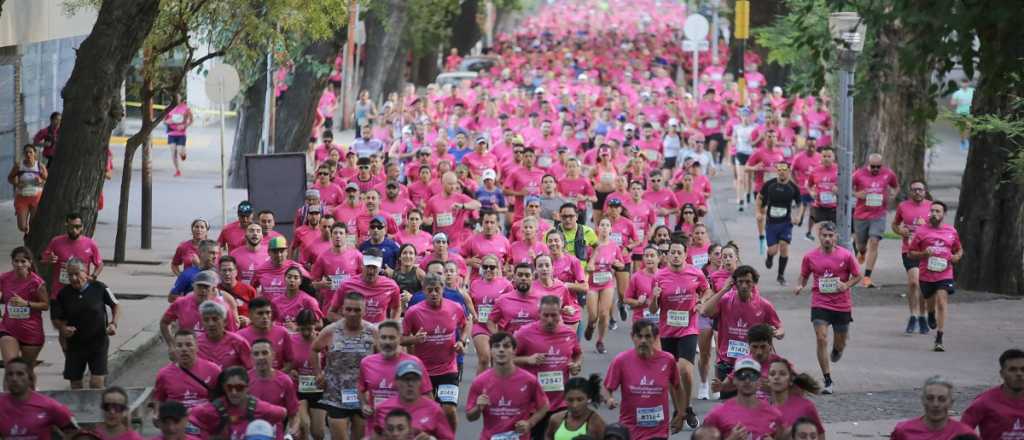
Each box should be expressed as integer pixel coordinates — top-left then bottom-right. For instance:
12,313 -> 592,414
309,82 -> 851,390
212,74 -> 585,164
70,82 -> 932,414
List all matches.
927,256 -> 948,272
436,212 -> 455,227
345,236 -> 357,247
691,253 -> 709,269
769,206 -> 788,218
600,173 -> 614,184
17,186 -> 40,197
636,406 -> 665,427
373,395 -> 388,407
59,266 -> 70,284
298,375 -> 322,393
610,232 -> 623,245
392,213 -> 403,225
330,274 -> 348,290
655,217 -> 666,226
749,80 -> 761,89
6,305 -> 30,320
820,192 -> 835,204
667,310 -> 690,327
727,340 -> 750,358
341,389 -> 360,407
477,304 -> 493,323
643,150 -> 659,161
818,276 -> 840,294
491,431 -> 519,440
437,384 -> 460,403
170,113 -> 185,124
642,308 -> 660,323
704,119 -> 719,129
865,193 -> 884,207
538,155 -> 553,168
711,73 -> 723,81
593,271 -> 613,284
782,147 -> 793,157
538,371 -> 565,392
808,128 -> 822,139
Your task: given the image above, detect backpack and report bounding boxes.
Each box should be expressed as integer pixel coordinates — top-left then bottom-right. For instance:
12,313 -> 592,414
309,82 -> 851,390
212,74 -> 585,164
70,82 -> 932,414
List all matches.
210,396 -> 258,440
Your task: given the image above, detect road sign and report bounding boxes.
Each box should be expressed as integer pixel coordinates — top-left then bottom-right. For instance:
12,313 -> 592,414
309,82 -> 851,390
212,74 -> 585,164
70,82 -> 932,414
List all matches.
684,13 -> 710,41
682,40 -> 710,52
204,63 -> 240,105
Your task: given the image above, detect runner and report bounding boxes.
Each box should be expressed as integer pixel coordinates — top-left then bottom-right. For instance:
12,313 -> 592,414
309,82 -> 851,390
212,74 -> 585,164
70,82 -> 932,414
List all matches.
164,95 -> 194,177
270,267 -> 322,328
711,324 -> 784,400
161,270 -> 240,340
585,218 -> 627,353
806,148 -> 838,239
892,180 -> 932,335
41,212 -> 103,299
463,210 -> 512,274
218,201 -> 255,251
624,246 -> 659,325
188,367 -> 288,438
51,258 -> 120,390
890,376 -> 974,439
7,144 -> 47,236
94,386 -> 145,439
424,172 -> 482,251
467,332 -> 550,440
368,360 -> 455,440
154,330 -> 221,412
766,358 -> 824,436
237,297 -> 294,370
907,201 -> 962,352
228,223 -> 268,285
543,375 -> 608,440
288,309 -> 327,440
252,236 -> 309,298
649,239 -> 708,427
789,138 -> 820,239
171,219 -> 209,276
757,161 -> 801,285
401,274 -> 470,432
169,240 -> 224,300
0,246 -> 48,365
311,292 -> 376,440
603,320 -> 687,440
311,223 -> 363,312
513,295 -> 583,438
358,215 -> 401,270
488,263 -> 541,335
702,358 -> 786,440
358,320 -> 433,418
195,301 -> 251,370
328,249 -> 401,323
794,222 -> 862,394
961,348 -> 1024,440
731,108 -> 758,211
851,153 -> 899,288
152,401 -> 191,440
949,79 -> 975,151
248,339 -> 301,437
218,256 -> 256,320
469,254 -> 513,374
34,111 -> 61,165
0,357 -> 78,438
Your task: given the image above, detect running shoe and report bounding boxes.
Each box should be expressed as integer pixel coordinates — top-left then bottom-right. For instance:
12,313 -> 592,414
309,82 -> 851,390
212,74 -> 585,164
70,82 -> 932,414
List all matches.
918,316 -> 930,335
584,321 -> 596,341
822,377 -> 834,395
618,303 -> 628,321
830,348 -> 843,363
698,381 -> 710,400
610,319 -> 618,331
934,342 -> 945,352
905,316 -> 916,334
765,255 -> 774,269
596,341 -> 607,354
777,275 -> 786,286
927,312 -> 937,330
857,252 -> 865,265
805,231 -> 814,241
174,170 -> 182,177
860,276 -> 876,288
685,406 -> 700,429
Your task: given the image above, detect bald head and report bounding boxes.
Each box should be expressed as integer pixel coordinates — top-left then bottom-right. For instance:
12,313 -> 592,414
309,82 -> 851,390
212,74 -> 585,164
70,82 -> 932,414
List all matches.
868,153 -> 883,166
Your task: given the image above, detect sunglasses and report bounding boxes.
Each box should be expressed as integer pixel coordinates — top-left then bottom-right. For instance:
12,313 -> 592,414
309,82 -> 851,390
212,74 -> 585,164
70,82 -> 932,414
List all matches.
694,141 -> 705,144
683,211 -> 695,215
318,172 -> 330,176
359,165 -> 370,169
735,370 -> 760,382
870,165 -> 882,169
68,224 -> 84,229
224,384 -> 248,392
482,265 -> 498,270
370,224 -> 385,230
102,402 -> 128,412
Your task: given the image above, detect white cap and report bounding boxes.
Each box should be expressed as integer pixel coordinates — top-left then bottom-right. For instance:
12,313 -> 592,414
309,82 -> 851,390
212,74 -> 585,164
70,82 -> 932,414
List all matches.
362,255 -> 384,268
667,118 -> 679,127
733,357 -> 762,374
482,169 -> 497,180
624,123 -> 636,131
244,420 -> 275,440
772,86 -> 783,94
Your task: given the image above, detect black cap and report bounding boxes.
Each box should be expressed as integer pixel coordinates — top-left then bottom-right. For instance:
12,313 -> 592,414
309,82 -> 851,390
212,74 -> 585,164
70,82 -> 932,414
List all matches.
357,157 -> 371,166
237,201 -> 253,215
608,198 -> 623,207
158,401 -> 188,420
604,424 -> 631,440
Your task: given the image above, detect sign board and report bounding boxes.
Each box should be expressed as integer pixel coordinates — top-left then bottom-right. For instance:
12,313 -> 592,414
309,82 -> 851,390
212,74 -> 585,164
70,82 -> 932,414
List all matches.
205,64 -> 241,105
683,14 -> 710,41
682,40 -> 710,52
245,153 -> 307,236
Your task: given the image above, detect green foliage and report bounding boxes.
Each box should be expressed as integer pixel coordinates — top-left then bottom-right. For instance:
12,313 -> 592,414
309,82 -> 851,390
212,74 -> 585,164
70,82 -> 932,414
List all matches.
751,0 -> 831,95
947,95 -> 1024,183
405,0 -> 462,56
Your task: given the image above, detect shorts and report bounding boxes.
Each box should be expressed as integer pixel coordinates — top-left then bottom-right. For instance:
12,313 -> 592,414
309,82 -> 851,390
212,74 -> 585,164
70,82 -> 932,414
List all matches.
0,329 -> 45,347
630,253 -> 643,262
168,135 -> 187,146
298,391 -> 326,410
920,280 -> 955,299
811,307 -> 852,334
714,361 -> 738,400
698,314 -> 715,331
901,253 -> 920,271
706,132 -> 726,148
63,339 -> 109,380
734,152 -> 751,166
430,373 -> 460,406
800,194 -> 814,205
854,217 -> 886,243
324,405 -> 362,420
811,206 -> 836,224
594,191 -> 611,211
765,221 -> 793,246
659,334 -> 698,363
663,157 -> 678,169
14,194 -> 42,215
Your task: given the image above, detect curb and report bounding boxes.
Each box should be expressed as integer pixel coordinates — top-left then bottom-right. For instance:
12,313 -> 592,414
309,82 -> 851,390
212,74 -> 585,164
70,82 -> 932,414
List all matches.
106,322 -> 164,384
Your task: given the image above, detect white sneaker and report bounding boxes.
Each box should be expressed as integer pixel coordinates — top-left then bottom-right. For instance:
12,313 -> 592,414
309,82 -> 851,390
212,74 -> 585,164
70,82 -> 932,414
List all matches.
698,381 -> 710,400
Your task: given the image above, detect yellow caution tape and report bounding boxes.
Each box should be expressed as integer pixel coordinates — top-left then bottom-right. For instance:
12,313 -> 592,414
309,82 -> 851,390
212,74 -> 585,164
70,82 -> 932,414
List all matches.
123,101 -> 238,117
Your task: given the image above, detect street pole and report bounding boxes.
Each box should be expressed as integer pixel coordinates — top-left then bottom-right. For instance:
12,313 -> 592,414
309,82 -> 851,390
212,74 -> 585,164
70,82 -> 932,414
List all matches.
735,0 -> 749,106
692,49 -> 699,100
261,51 -> 274,155
341,0 -> 358,131
141,47 -> 153,249
710,0 -> 720,65
836,51 -> 857,250
219,90 -> 227,228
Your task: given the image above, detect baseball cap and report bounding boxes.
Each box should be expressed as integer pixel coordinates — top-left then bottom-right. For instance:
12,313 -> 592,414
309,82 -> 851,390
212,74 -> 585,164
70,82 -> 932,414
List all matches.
733,357 -> 762,374
525,195 -> 541,205
386,179 -> 399,188
267,236 -> 288,250
237,201 -> 253,215
192,270 -> 220,287
158,401 -> 188,420
345,182 -> 359,191
356,157 -> 371,166
244,420 -> 275,440
305,189 -> 321,199
739,107 -> 752,116
513,135 -> 526,145
624,123 -> 636,131
668,118 -> 679,126
607,198 -> 623,207
432,232 -> 448,243
362,247 -> 384,267
604,423 -> 631,440
370,215 -> 387,226
475,136 -> 488,144
307,204 -> 322,213
482,169 -> 497,181
395,359 -> 424,378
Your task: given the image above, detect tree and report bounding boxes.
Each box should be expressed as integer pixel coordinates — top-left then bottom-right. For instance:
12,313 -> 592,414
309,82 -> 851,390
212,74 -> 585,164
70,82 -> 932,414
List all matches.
361,0 -> 411,101
273,31 -> 346,153
26,0 -> 161,257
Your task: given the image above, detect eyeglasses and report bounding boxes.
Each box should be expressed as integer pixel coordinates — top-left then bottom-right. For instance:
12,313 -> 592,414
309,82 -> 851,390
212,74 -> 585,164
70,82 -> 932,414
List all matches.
370,224 -> 385,230
735,370 -> 760,382
482,265 -> 498,270
561,213 -> 577,218
102,402 -> 128,412
224,384 -> 247,392
911,187 -> 926,192
694,141 -> 705,144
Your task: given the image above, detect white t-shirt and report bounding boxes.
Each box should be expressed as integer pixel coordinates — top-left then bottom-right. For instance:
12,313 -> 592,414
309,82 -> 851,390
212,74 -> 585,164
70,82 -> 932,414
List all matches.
733,124 -> 757,155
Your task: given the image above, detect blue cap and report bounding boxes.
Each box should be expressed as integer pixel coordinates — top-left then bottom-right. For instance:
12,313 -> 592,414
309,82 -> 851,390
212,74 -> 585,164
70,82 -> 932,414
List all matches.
371,215 -> 387,225
525,195 -> 541,205
395,360 -> 424,378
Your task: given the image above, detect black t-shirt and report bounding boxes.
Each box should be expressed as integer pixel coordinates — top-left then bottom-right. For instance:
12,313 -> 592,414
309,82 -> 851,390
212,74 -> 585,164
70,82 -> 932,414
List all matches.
51,281 -> 118,347
760,178 -> 801,224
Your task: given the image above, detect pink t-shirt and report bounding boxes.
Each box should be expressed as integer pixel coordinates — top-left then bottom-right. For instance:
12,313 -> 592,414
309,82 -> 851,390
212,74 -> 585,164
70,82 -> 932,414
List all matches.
172,239 -> 200,269
153,359 -> 221,408
424,192 -> 476,249
402,299 -> 467,376
463,233 -> 513,264
653,266 -> 709,338
703,398 -> 785,440
469,277 -> 513,336
41,234 -> 102,298
162,293 -> 239,334
287,333 -> 319,377
270,291 -> 323,326
808,165 -> 839,208
489,291 -> 541,334
789,151 -> 821,194
626,270 -> 657,322
0,392 -> 75,439
620,198 -> 657,241
961,385 -> 1024,440
217,221 -> 248,250
908,223 -> 961,283
395,228 -> 434,257
507,241 -> 550,266
604,349 -> 680,440
852,166 -> 899,220
237,324 -> 294,370
532,279 -> 580,324
643,188 -> 680,226
687,242 -> 712,271
370,397 -> 454,440
589,242 -> 627,289
774,393 -> 824,434
552,253 -> 586,286
248,370 -> 299,415
189,399 -> 287,440
228,245 -> 269,285
558,177 -> 597,211
890,417 -> 975,440
329,277 -> 401,323
608,217 -> 641,251
467,367 -> 550,440
711,290 -> 782,364
358,353 -> 433,406
311,247 -> 363,309
0,271 -> 46,345
514,322 -> 582,411
252,260 -> 309,298
894,200 -> 933,253
746,147 -> 786,192
165,103 -> 190,136
196,331 -> 253,370
799,247 -> 861,312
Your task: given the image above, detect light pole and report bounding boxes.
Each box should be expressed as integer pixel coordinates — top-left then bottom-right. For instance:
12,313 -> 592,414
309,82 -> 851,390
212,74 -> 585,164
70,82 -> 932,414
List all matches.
828,12 -> 866,250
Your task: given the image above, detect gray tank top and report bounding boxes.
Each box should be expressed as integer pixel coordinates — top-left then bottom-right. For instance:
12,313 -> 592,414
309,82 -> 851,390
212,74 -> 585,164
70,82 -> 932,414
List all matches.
320,321 -> 375,410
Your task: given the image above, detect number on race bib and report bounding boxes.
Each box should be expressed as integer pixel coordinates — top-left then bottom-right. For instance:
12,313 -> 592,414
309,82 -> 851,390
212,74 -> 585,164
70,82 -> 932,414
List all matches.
491,431 -> 520,440
820,192 -> 836,204
808,128 -> 822,139
593,271 -> 613,285
705,119 -> 719,129
538,371 -> 565,392
927,256 -> 948,272
769,206 -> 788,218
437,384 -> 460,403
6,305 -> 30,320
610,232 -> 623,245
865,193 -> 884,207
600,173 -> 615,184
642,309 -> 660,323
477,304 -> 493,323
341,389 -> 360,408
436,212 -> 455,227
392,213 -> 403,225
330,274 -> 348,290
691,254 -> 709,269
726,340 -> 750,358
749,80 -> 761,89
636,406 -> 665,427
667,310 -> 690,327
298,375 -> 323,393
170,114 -> 185,124
538,155 -> 553,168
59,267 -> 70,284
818,276 -> 840,294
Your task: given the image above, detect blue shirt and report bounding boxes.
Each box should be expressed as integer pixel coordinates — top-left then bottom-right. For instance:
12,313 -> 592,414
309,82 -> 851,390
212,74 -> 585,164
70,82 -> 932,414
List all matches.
449,146 -> 473,164
409,288 -> 468,313
475,187 -> 507,211
170,266 -> 201,296
358,238 -> 401,269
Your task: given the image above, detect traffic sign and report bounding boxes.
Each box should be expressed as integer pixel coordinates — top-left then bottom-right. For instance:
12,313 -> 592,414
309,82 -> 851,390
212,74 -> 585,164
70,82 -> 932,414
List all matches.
682,40 -> 710,52
204,63 -> 240,105
684,14 -> 710,41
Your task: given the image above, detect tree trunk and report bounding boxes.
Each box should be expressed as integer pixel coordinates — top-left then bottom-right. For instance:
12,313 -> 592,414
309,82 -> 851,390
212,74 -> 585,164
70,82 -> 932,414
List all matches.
27,0 -> 161,256
361,0 -> 410,102
448,0 -> 480,56
953,27 -> 1024,296
229,65 -> 268,188
852,95 -> 878,167
273,32 -> 345,153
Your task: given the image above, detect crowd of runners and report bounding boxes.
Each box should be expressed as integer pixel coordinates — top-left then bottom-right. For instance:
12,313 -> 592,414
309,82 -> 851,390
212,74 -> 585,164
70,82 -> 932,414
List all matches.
2,0 -> 1020,439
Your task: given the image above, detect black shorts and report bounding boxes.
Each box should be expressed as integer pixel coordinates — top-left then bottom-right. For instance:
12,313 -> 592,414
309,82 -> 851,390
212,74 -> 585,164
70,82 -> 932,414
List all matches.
800,194 -> 814,205
430,373 -> 460,406
811,307 -> 852,333
660,334 -> 698,363
902,253 -> 920,271
706,132 -> 726,148
324,405 -> 362,420
920,280 -> 955,299
811,206 -> 837,224
734,152 -> 751,165
663,157 -> 678,169
63,339 -> 109,380
594,191 -> 611,210
714,361 -> 738,400
299,391 -> 326,410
